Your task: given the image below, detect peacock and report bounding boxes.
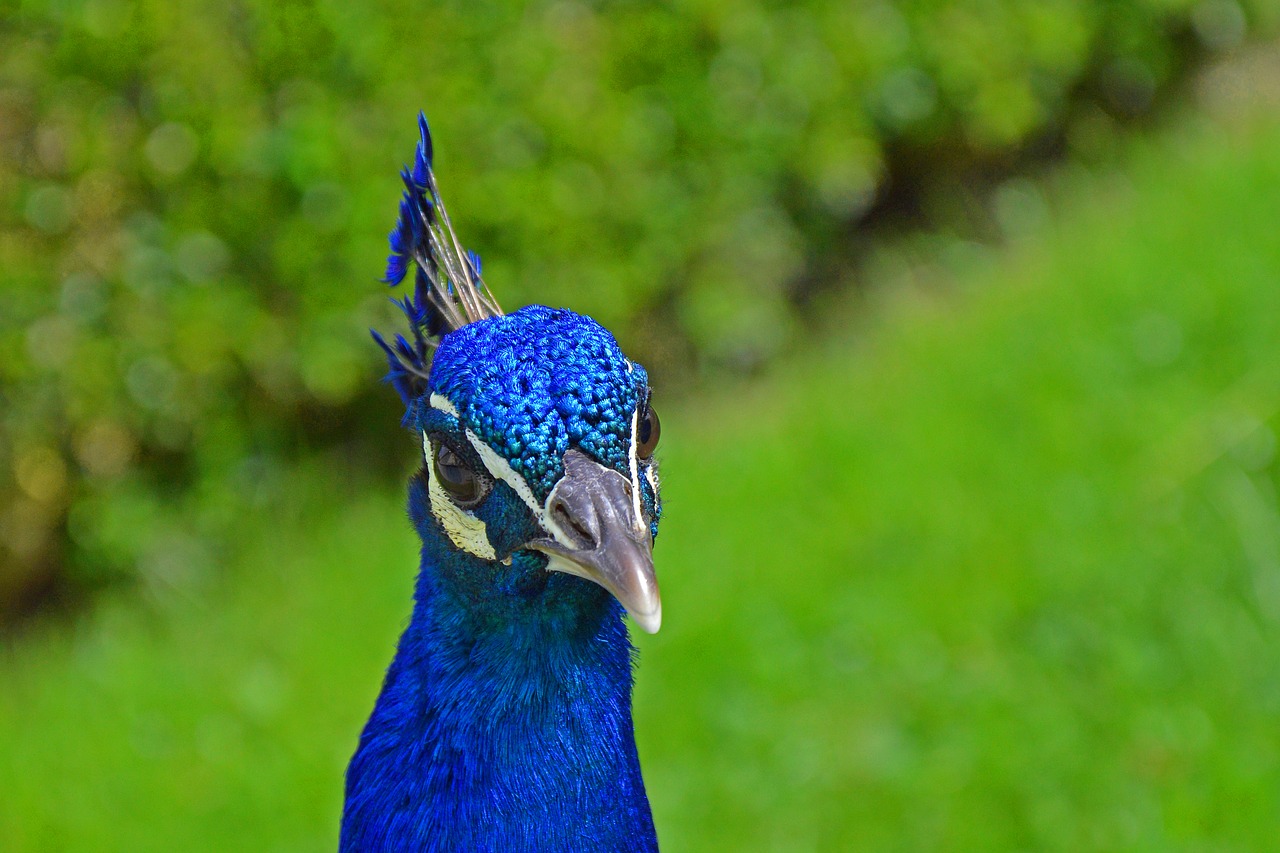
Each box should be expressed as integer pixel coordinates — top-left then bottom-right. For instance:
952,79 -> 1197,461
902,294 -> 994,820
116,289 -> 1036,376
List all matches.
340,114 -> 665,852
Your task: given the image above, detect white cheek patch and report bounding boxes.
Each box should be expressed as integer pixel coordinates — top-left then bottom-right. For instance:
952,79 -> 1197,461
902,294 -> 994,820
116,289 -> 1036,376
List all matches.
422,431 -> 497,561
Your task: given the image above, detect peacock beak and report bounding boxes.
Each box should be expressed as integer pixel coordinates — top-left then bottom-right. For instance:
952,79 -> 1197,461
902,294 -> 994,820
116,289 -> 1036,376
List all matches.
529,449 -> 662,634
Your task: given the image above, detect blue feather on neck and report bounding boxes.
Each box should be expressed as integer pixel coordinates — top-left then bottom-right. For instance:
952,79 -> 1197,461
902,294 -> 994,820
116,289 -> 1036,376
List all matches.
341,475 -> 658,852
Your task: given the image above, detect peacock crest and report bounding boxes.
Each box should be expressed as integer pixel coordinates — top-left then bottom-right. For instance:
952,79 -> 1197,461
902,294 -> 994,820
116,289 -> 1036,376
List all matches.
372,112 -> 503,404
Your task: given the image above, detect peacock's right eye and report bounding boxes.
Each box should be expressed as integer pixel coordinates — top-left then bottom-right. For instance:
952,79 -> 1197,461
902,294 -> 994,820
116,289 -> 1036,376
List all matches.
433,441 -> 487,508
636,401 -> 660,459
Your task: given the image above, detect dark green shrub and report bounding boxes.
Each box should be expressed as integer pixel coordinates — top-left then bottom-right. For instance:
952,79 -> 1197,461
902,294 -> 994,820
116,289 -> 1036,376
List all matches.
0,0 -> 1269,609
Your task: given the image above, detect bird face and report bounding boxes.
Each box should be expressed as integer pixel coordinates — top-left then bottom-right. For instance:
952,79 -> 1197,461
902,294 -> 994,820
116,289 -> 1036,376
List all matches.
412,304 -> 662,633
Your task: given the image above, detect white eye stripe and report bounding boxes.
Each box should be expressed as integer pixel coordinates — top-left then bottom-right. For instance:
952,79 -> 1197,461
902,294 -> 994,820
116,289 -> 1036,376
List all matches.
464,433 -> 592,552
628,407 -> 645,532
463,429 -> 544,520
426,393 -> 546,526
428,393 -> 461,419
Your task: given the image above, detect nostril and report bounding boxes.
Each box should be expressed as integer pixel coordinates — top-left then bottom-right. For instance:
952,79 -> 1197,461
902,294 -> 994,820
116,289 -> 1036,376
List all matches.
552,500 -> 595,549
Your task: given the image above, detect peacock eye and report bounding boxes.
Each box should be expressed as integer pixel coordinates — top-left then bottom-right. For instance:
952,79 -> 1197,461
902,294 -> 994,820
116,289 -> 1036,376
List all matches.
636,401 -> 660,459
432,441 -> 487,508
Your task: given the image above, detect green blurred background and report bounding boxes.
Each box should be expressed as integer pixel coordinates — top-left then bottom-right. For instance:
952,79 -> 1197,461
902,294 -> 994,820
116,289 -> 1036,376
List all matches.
4,0 -> 1280,849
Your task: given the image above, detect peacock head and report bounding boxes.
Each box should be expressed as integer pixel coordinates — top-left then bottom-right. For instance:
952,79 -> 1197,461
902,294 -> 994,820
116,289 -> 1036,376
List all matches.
372,114 -> 662,634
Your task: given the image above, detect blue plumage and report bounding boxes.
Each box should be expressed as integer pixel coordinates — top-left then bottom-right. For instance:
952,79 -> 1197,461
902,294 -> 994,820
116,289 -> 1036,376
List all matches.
343,116 -> 663,851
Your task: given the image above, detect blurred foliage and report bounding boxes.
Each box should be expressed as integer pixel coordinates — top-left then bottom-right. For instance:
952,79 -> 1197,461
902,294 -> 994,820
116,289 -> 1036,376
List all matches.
4,109 -> 1280,849
0,0 -> 1274,611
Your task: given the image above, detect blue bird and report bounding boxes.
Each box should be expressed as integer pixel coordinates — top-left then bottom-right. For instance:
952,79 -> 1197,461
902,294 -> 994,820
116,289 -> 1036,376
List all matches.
341,114 -> 664,852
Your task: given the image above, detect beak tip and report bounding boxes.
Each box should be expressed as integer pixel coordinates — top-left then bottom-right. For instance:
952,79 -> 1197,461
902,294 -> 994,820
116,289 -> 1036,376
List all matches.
630,601 -> 662,635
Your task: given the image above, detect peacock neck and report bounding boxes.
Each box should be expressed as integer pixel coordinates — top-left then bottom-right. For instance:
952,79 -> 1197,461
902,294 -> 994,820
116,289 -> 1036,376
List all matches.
341,552 -> 658,852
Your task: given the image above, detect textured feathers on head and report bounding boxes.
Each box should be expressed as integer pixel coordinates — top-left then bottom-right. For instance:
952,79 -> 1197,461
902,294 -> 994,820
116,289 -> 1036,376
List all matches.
372,112 -> 503,405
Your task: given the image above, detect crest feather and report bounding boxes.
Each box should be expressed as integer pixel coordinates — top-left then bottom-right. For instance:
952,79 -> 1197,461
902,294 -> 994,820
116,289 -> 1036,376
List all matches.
372,112 -> 503,404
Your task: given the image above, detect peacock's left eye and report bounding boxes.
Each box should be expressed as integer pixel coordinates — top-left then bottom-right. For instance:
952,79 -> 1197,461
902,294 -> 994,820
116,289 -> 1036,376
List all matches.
636,401 -> 660,459
432,441 -> 487,508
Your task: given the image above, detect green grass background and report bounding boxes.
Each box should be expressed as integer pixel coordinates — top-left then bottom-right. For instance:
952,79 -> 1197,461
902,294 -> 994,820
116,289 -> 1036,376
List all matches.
4,100 -> 1279,849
